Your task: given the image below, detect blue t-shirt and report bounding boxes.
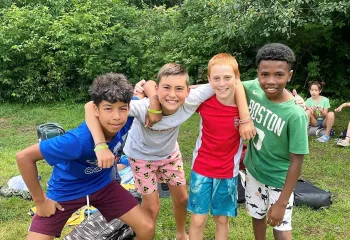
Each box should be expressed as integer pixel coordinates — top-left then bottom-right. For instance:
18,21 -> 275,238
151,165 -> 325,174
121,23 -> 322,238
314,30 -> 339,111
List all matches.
40,118 -> 133,202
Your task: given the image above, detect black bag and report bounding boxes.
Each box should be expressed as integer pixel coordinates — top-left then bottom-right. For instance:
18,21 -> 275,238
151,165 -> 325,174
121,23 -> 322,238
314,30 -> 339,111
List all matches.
237,172 -> 245,203
64,211 -> 134,240
294,179 -> 332,209
37,122 -> 65,142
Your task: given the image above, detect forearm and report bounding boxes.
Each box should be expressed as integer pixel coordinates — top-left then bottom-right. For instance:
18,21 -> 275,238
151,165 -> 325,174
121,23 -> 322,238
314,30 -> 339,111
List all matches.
84,101 -> 106,143
234,81 -> 250,120
341,102 -> 350,108
16,145 -> 46,203
143,80 -> 157,98
143,81 -> 161,111
277,154 -> 304,206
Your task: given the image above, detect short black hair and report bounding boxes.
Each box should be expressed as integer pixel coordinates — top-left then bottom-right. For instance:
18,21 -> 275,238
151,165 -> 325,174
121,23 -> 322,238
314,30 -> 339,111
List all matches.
88,73 -> 133,106
256,43 -> 295,70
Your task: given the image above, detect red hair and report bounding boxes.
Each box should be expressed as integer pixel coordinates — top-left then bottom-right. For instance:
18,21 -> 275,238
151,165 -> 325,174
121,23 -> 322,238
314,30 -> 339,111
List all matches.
208,53 -> 240,79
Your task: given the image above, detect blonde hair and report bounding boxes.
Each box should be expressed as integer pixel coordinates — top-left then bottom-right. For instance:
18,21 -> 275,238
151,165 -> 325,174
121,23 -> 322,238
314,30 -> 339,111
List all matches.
207,53 -> 240,79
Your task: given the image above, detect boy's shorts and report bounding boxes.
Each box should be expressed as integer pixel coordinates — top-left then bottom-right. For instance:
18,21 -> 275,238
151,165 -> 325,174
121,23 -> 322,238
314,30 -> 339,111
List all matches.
245,171 -> 294,231
187,171 -> 238,217
129,147 -> 186,195
29,181 -> 138,237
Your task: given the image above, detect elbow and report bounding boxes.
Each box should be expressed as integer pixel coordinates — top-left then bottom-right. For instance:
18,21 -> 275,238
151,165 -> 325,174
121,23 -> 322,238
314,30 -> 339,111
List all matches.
84,101 -> 94,112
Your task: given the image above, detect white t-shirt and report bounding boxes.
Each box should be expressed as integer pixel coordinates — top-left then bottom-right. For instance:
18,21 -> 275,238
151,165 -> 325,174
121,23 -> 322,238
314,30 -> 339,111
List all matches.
123,84 -> 214,160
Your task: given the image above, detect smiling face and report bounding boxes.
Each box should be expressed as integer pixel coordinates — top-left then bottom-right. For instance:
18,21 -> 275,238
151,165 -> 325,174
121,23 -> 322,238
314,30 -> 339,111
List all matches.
208,64 -> 236,105
257,60 -> 293,102
309,84 -> 321,98
156,74 -> 189,115
94,100 -> 129,141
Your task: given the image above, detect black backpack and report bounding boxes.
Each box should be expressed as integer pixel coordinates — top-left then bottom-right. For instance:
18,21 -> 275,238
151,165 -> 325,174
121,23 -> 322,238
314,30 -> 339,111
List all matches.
37,122 -> 65,142
294,179 -> 332,209
64,211 -> 134,240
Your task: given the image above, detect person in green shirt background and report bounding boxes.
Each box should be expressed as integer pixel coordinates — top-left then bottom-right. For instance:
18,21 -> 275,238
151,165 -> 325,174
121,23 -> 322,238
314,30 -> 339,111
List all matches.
305,81 -> 335,143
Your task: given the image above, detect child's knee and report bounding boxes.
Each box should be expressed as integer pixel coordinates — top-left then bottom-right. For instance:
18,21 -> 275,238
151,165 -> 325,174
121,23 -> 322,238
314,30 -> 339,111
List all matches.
174,194 -> 188,207
144,203 -> 160,215
191,215 -> 207,229
134,219 -> 155,237
214,216 -> 228,226
327,111 -> 335,119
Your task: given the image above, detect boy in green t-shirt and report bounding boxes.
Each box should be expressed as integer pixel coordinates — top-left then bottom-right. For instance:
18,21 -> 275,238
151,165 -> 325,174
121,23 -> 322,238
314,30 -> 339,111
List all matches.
242,43 -> 309,240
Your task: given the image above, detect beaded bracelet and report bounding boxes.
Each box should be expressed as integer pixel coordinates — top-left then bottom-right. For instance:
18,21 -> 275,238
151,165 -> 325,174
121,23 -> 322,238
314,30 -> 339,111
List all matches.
239,117 -> 252,124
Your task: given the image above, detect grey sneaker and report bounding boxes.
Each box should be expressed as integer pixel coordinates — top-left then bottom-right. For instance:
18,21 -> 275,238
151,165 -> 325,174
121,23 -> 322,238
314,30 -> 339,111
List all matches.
337,140 -> 350,147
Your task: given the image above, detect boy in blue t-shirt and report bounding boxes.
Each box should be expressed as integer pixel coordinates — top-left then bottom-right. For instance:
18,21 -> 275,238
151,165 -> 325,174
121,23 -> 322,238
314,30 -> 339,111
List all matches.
16,73 -> 154,240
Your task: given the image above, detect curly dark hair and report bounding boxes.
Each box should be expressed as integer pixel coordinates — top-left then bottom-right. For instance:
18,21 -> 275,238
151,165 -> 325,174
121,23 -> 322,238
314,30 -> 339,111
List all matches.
88,73 -> 133,106
256,43 -> 295,70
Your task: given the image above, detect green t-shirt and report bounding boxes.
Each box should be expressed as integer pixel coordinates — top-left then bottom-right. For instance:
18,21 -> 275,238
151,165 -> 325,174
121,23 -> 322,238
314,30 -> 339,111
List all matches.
243,79 -> 309,188
305,97 -> 330,120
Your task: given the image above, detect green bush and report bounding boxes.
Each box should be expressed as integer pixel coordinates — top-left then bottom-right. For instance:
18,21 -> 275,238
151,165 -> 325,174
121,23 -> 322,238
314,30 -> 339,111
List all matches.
0,0 -> 349,102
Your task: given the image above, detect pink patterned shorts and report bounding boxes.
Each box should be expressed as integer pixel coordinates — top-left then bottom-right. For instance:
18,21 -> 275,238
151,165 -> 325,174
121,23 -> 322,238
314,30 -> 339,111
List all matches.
129,147 -> 186,195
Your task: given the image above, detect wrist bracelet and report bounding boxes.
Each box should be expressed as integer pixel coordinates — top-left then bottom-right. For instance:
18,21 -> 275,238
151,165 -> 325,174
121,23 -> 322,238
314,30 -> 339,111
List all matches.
94,141 -> 107,147
239,117 -> 252,124
94,144 -> 108,152
147,108 -> 162,114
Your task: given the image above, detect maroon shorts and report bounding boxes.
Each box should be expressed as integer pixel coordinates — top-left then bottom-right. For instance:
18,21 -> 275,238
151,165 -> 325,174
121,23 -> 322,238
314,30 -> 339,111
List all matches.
29,181 -> 138,237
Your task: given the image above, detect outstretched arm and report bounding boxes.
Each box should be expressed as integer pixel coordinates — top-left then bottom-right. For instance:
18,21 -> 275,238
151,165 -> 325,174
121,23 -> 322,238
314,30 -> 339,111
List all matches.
335,102 -> 350,112
16,144 -> 64,217
267,153 -> 303,227
235,80 -> 256,140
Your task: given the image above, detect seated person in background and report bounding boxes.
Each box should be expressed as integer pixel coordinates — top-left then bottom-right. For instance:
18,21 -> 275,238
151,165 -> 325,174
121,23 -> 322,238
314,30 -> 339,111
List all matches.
305,81 -> 335,142
335,102 -> 350,147
15,73 -> 154,240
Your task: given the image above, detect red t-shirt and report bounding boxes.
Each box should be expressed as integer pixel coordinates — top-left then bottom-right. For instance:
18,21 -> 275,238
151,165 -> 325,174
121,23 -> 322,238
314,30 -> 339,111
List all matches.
192,96 -> 243,178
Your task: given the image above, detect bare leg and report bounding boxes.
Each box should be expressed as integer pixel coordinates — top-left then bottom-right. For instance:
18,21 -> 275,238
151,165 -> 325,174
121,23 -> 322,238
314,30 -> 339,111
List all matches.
306,110 -> 318,127
141,190 -> 160,222
323,111 -> 335,136
273,229 -> 292,240
169,184 -> 189,240
119,204 -> 155,240
345,122 -> 350,144
27,232 -> 54,240
252,217 -> 267,240
189,213 -> 208,240
213,215 -> 229,240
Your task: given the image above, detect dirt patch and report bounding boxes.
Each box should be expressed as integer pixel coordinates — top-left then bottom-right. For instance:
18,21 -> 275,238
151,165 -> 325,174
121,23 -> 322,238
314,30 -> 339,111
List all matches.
17,125 -> 36,133
303,226 -> 325,236
0,118 -> 11,130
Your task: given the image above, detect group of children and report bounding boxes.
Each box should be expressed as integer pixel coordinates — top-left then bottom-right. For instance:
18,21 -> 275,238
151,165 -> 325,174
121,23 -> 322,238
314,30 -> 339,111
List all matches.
304,81 -> 349,146
17,43 -> 322,240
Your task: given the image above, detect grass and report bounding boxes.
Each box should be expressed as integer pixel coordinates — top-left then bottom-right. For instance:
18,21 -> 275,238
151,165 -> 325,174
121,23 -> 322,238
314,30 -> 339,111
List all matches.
0,102 -> 349,240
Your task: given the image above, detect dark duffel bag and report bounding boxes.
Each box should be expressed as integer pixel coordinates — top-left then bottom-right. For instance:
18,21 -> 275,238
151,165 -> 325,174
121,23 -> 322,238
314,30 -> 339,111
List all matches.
37,122 -> 65,142
64,211 -> 134,240
294,179 -> 332,209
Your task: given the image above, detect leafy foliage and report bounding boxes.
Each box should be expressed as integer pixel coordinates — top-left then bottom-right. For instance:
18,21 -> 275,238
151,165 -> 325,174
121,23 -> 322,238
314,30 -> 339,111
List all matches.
0,0 -> 349,102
